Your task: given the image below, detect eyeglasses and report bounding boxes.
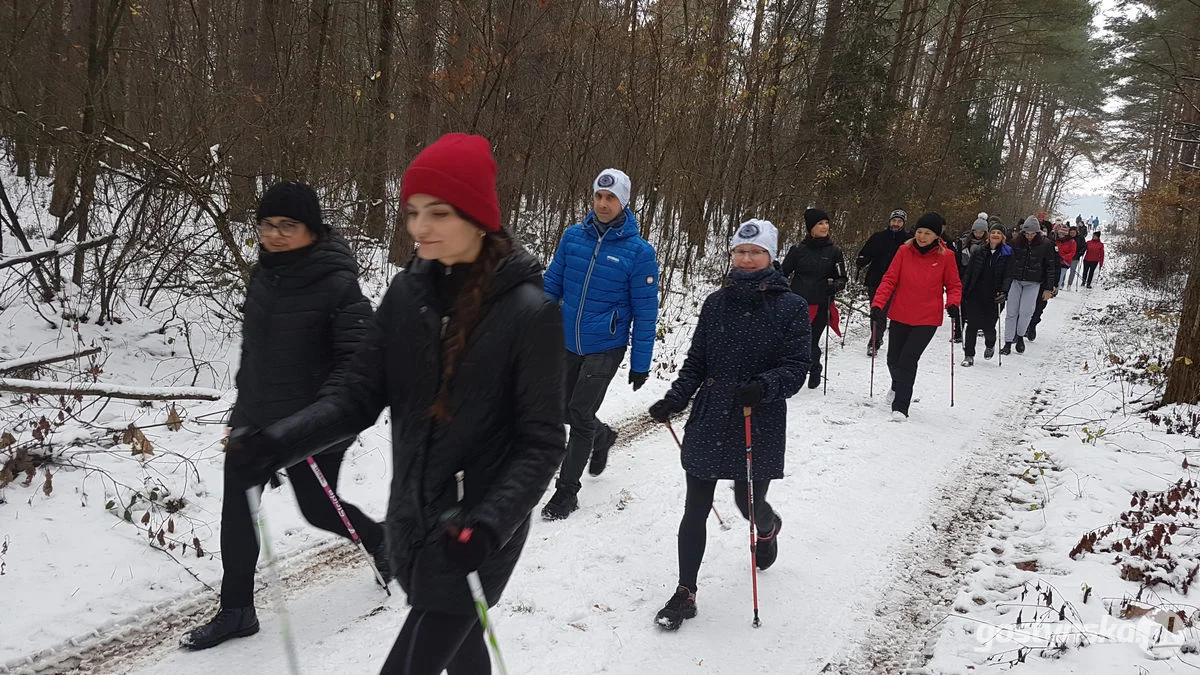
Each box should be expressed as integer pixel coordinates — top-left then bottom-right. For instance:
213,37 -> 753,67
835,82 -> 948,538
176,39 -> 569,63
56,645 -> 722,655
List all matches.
257,219 -> 305,237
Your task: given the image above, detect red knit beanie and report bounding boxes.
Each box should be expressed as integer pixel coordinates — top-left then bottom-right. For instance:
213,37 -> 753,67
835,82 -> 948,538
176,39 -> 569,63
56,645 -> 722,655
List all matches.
400,133 -> 501,232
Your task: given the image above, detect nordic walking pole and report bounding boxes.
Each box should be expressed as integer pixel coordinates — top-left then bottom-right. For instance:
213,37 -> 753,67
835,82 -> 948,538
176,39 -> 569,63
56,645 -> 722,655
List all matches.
996,309 -> 1004,368
869,324 -> 876,398
306,457 -> 390,594
950,332 -> 956,408
456,471 -> 509,675
822,303 -> 831,396
743,407 -> 761,628
665,421 -> 729,530
246,488 -> 302,675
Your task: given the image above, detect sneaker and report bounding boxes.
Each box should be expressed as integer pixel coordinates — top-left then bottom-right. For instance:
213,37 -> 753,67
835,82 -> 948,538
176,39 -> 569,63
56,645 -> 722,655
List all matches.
588,424 -> 617,477
756,514 -> 783,570
180,606 -> 259,650
890,410 -> 908,422
1026,326 -> 1037,342
984,346 -> 995,359
961,356 -> 974,367
540,489 -> 578,521
1015,336 -> 1026,354
807,363 -> 822,390
655,586 -> 697,631
999,342 -> 1012,356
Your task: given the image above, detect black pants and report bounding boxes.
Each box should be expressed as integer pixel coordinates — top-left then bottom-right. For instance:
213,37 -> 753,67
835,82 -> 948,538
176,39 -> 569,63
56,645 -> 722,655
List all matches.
677,474 -> 776,590
886,321 -> 937,416
220,450 -> 384,608
1082,260 -> 1099,286
867,284 -> 890,348
556,346 -> 625,494
962,300 -> 998,358
379,609 -> 489,675
810,302 -> 829,374
1028,296 -> 1048,335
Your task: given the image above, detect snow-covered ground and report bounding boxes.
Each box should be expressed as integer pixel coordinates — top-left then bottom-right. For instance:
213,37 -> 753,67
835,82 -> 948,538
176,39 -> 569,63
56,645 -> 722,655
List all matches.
5,225 -> 1200,674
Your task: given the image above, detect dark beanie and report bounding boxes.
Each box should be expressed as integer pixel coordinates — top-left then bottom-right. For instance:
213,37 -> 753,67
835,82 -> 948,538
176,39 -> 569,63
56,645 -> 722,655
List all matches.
401,133 -> 501,232
804,208 -> 830,233
256,181 -> 325,236
914,212 -> 945,237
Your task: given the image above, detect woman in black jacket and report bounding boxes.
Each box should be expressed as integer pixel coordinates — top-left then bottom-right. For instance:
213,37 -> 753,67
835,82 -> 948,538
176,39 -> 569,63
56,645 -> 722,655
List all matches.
649,219 -> 810,631
959,224 -> 1012,366
781,208 -> 847,389
182,182 -> 384,651
227,134 -> 565,674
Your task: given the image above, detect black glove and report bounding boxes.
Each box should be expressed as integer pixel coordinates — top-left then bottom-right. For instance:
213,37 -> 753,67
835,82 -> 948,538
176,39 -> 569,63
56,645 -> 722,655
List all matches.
439,509 -> 495,572
870,306 -> 885,323
946,305 -> 960,321
629,371 -> 648,391
225,427 -> 280,485
736,380 -> 764,407
994,292 -> 1007,305
648,398 -> 680,423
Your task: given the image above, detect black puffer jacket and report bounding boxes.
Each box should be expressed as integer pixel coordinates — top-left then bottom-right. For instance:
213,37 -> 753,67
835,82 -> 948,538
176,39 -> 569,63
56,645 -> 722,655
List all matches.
665,267 -> 810,481
230,235 -> 372,436
256,249 -> 565,616
962,243 -> 1012,305
1003,234 -> 1058,293
781,237 -> 848,306
856,227 -> 909,289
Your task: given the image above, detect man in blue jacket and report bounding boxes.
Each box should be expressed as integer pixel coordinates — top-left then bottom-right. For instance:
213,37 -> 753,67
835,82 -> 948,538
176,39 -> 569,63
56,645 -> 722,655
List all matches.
542,168 -> 659,520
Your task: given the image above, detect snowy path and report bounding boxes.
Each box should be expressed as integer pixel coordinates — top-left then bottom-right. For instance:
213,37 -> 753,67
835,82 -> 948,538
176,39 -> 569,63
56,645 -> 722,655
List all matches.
28,290 -> 1087,675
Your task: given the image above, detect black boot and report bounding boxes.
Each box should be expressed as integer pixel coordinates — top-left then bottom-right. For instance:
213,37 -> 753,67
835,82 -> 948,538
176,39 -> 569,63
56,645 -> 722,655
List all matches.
999,342 -> 1012,356
540,489 -> 579,521
588,424 -> 617,477
1026,325 -> 1037,342
807,363 -> 822,390
181,606 -> 259,650
1015,336 -> 1026,354
655,585 -> 697,631
756,514 -> 783,570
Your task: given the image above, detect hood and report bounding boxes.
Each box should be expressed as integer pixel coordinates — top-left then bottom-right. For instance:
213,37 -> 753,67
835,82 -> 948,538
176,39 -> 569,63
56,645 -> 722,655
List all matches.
257,234 -> 359,288
583,207 -> 640,240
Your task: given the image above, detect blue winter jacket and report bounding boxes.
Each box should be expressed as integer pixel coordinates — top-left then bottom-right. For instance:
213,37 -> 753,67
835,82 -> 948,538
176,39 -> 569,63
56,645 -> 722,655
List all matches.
544,207 -> 659,373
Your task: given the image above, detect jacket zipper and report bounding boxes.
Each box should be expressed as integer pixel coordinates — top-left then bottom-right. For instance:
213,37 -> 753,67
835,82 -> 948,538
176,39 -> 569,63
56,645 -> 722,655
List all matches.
575,229 -> 608,353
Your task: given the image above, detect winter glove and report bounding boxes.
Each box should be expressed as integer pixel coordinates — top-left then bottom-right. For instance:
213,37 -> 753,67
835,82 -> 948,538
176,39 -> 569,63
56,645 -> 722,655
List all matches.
870,306 -> 885,323
946,305 -> 960,321
224,427 -> 280,486
736,380 -> 765,407
994,292 -> 1007,305
648,398 -> 682,423
439,508 -> 496,572
629,371 -> 649,392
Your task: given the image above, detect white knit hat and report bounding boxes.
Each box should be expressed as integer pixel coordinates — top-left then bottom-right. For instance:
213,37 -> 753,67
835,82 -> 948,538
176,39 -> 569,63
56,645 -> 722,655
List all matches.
593,168 -> 632,208
730,219 -> 778,260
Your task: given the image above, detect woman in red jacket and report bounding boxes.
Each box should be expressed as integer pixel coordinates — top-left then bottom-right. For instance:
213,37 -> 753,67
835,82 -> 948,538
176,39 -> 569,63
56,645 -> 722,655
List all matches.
1082,231 -> 1104,288
871,213 -> 962,421
1056,228 -> 1078,289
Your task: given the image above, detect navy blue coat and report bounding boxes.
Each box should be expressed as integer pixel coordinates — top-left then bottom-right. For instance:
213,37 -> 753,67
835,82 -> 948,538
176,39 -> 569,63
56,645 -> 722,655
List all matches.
664,267 -> 811,480
543,208 -> 659,373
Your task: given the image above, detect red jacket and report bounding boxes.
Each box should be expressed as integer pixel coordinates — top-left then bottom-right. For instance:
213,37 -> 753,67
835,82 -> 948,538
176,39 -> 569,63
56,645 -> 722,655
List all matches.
872,241 -> 963,327
1084,240 -> 1105,265
1057,238 -> 1077,267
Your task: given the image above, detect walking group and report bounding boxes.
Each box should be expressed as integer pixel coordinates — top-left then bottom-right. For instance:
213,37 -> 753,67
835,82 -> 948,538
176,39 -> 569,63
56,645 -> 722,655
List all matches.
180,131 -> 1103,673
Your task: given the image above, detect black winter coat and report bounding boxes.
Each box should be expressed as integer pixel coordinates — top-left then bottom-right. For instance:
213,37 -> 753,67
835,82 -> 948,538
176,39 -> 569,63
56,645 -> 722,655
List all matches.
781,238 -> 848,306
856,227 -> 910,289
1003,235 -> 1058,293
665,267 -> 810,480
230,236 -> 372,438
256,250 -> 565,615
961,243 -> 1012,324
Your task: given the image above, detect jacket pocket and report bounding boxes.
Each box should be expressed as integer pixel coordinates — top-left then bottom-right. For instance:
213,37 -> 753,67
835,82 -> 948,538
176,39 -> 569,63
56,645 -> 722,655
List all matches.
609,310 -> 619,335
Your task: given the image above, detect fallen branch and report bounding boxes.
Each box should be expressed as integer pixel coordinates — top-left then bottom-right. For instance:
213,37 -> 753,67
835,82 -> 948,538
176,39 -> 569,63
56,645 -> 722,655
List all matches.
0,234 -> 116,270
0,378 -> 223,401
0,346 -> 102,374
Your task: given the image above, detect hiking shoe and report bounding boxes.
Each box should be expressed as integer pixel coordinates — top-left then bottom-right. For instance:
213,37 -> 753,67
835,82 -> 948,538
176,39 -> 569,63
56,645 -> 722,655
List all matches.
1015,336 -> 1026,354
867,343 -> 878,358
756,514 -> 783,570
961,356 -> 974,367
540,489 -> 578,521
1026,326 -> 1037,342
588,424 -> 617,477
807,363 -> 822,390
655,585 -> 697,631
181,606 -> 259,650
984,346 -> 995,359
890,410 -> 908,422
999,343 -> 1012,356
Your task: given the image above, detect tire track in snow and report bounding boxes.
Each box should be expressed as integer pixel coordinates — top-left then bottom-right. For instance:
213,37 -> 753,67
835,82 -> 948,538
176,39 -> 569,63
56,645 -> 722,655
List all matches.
4,412 -> 662,675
